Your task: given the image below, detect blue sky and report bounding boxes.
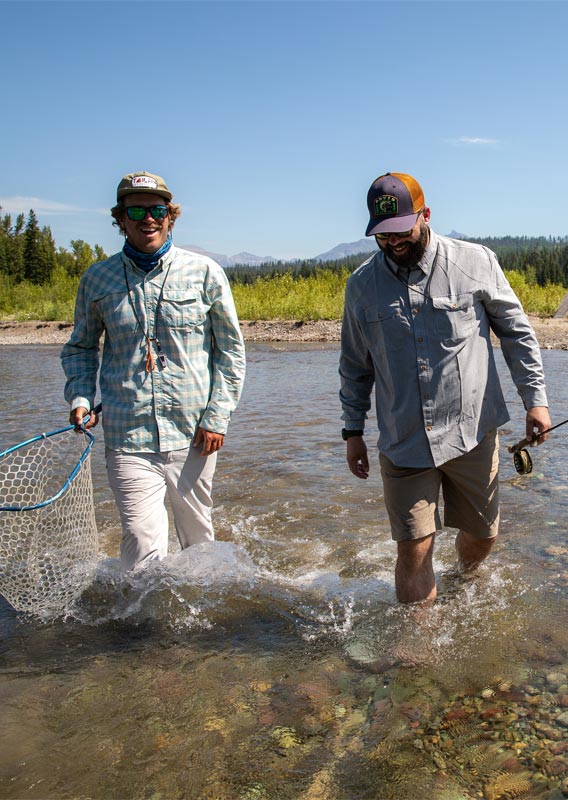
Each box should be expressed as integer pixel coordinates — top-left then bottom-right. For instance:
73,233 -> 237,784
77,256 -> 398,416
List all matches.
2,0 -> 568,260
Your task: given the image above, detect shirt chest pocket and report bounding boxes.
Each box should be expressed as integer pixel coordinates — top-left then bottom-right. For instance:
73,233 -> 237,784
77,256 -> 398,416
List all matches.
160,289 -> 208,329
431,295 -> 474,342
363,303 -> 411,351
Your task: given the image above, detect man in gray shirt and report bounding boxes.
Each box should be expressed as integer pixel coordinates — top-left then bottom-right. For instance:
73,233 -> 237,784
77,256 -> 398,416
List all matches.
339,172 -> 550,604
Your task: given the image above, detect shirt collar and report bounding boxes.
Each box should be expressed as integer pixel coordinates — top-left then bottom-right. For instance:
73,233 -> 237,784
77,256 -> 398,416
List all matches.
417,228 -> 438,275
384,228 -> 438,278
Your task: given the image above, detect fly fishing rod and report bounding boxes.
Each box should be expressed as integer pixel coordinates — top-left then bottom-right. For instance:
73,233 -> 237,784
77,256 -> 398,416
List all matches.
508,417 -> 568,474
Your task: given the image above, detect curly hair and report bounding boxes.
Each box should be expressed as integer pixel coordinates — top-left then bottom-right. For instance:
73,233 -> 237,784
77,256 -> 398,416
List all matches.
110,199 -> 182,235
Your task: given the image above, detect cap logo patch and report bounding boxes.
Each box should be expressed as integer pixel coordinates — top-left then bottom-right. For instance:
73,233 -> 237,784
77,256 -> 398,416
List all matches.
375,195 -> 398,216
132,175 -> 158,190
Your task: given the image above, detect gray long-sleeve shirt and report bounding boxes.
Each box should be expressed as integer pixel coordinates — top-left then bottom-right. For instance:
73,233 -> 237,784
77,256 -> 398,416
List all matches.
339,230 -> 548,468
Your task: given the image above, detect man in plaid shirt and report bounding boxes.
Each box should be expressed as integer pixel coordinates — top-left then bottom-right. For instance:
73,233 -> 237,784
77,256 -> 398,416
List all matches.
62,171 -> 246,570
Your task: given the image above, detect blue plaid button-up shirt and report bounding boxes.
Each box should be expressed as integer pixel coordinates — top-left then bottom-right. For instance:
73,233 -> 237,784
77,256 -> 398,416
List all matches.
339,231 -> 548,468
62,246 -> 246,452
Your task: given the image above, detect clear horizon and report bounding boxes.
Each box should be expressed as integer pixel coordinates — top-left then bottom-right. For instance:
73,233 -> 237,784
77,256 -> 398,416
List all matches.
3,1 -> 568,261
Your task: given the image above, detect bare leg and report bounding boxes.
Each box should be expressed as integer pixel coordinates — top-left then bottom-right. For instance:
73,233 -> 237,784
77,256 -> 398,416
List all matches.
455,529 -> 496,571
395,534 -> 437,604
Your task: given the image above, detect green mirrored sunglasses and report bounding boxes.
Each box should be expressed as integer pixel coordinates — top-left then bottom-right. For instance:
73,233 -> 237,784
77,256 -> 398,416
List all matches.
125,205 -> 168,221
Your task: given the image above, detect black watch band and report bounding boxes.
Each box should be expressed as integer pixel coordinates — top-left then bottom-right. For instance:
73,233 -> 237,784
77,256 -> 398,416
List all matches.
342,428 -> 364,441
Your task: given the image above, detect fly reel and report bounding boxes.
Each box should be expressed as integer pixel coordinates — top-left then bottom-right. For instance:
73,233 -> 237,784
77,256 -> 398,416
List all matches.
512,448 -> 533,475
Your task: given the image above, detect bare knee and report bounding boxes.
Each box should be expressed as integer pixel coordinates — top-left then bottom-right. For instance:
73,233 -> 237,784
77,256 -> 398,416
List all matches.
395,534 -> 436,604
455,529 -> 496,571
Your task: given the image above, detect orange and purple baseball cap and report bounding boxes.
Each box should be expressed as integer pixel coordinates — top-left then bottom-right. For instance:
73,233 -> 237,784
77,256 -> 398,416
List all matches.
365,172 -> 425,236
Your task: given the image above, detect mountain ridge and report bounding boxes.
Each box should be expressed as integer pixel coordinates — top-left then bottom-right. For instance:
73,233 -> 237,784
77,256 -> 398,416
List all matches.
179,231 -> 469,267
178,238 -> 376,267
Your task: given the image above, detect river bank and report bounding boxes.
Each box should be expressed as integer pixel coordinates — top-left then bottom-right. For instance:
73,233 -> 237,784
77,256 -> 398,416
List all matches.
1,316 -> 568,348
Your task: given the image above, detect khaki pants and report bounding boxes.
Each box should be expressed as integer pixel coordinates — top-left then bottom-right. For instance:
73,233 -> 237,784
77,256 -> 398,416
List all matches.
106,447 -> 217,570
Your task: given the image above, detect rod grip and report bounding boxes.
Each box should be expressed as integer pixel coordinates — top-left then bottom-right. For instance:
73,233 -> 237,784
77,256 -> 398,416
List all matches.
508,437 -> 533,453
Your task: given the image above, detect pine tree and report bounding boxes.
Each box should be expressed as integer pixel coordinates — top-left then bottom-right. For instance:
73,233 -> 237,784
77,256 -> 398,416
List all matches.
39,226 -> 57,282
23,209 -> 43,283
3,213 -> 25,282
22,211 -> 56,284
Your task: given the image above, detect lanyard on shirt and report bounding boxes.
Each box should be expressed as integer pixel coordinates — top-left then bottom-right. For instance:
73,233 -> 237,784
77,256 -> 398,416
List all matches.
391,245 -> 438,301
123,259 -> 172,372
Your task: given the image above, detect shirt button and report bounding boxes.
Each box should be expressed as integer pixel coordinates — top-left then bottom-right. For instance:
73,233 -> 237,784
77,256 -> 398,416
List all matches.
426,425 -> 433,431
420,364 -> 427,371
417,336 -> 424,343
412,308 -> 419,315
452,303 -> 457,308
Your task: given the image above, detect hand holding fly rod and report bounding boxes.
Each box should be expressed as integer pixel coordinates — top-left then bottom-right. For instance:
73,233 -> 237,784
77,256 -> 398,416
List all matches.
509,405 -> 552,453
507,408 -> 568,475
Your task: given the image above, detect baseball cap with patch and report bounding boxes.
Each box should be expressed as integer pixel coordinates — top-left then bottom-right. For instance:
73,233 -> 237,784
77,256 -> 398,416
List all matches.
365,172 -> 424,236
117,171 -> 173,202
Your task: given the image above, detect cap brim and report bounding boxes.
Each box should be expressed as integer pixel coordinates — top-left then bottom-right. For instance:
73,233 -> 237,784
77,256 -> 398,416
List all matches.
117,188 -> 172,201
365,212 -> 420,237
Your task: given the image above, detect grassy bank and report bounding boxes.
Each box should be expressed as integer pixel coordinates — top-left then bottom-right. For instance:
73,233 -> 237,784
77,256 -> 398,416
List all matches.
0,267 -> 565,322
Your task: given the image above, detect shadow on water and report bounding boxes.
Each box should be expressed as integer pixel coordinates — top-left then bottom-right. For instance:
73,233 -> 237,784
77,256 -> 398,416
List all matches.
1,345 -> 568,799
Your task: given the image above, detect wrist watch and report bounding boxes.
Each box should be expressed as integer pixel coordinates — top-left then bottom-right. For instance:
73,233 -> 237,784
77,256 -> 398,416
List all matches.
341,428 -> 364,441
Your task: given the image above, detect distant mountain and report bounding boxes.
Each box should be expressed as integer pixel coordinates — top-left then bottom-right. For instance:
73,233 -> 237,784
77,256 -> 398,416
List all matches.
179,240 -> 376,267
178,244 -> 229,266
312,238 -> 376,261
180,231 -> 468,269
227,251 -> 280,267
179,244 -> 279,268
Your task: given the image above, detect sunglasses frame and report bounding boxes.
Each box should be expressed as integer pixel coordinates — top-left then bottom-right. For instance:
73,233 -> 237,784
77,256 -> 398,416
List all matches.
125,205 -> 169,221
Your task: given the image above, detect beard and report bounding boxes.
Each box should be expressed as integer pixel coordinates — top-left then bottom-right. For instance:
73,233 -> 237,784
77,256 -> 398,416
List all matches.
380,222 -> 429,269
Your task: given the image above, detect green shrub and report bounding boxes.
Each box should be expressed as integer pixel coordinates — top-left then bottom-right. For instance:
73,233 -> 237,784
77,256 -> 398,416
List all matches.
0,265 -> 565,323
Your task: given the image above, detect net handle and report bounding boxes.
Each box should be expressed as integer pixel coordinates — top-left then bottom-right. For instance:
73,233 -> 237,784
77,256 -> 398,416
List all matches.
0,403 -> 101,459
0,404 -> 101,512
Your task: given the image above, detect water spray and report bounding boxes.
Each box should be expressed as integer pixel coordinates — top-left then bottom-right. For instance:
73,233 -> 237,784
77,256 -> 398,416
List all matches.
508,417 -> 568,474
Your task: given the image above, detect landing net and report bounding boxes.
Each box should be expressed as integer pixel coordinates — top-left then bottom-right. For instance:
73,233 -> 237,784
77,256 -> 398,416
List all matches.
0,422 -> 98,616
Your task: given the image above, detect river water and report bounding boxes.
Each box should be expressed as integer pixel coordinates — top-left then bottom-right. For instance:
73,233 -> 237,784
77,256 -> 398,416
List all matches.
1,344 -> 567,800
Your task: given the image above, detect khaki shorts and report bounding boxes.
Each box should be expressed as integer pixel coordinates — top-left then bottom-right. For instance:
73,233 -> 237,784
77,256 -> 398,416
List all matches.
379,430 -> 500,542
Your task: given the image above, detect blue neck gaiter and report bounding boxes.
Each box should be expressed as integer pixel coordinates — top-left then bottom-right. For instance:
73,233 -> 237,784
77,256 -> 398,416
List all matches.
124,234 -> 173,273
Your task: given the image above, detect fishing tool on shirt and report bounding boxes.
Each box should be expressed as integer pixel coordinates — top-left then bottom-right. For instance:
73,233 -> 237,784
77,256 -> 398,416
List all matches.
123,260 -> 172,373
508,417 -> 568,475
0,404 -> 101,615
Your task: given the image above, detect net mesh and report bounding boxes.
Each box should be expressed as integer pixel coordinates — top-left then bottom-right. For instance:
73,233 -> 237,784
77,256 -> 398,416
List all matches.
0,428 -> 98,616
